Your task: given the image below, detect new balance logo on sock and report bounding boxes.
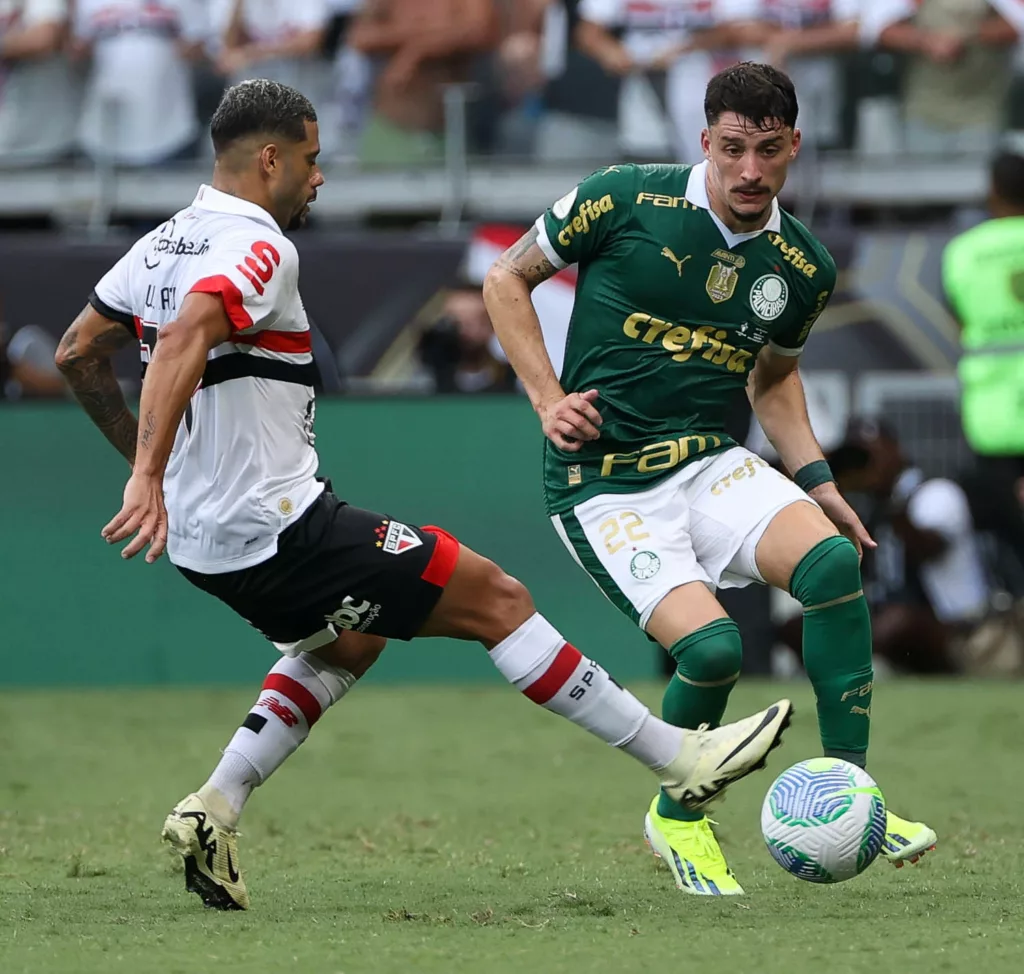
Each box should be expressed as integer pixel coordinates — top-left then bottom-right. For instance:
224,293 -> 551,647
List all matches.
256,695 -> 298,727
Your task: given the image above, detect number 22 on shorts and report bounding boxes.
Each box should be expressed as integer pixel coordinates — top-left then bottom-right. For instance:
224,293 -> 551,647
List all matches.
599,511 -> 649,555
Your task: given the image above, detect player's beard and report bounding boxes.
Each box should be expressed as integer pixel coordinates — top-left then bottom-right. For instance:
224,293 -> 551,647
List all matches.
287,207 -> 308,231
728,200 -> 772,228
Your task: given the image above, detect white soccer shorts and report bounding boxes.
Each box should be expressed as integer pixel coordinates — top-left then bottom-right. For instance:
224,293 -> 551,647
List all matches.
551,447 -> 815,629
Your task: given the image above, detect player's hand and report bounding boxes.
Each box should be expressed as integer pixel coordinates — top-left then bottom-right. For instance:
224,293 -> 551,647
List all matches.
538,389 -> 603,453
809,482 -> 876,559
102,472 -> 169,564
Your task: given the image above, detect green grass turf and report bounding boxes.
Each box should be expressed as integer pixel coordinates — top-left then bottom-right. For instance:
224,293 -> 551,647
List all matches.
1,680 -> 1021,974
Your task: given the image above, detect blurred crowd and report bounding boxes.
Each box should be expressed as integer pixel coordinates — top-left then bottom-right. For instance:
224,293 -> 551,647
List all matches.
3,1 -> 1024,169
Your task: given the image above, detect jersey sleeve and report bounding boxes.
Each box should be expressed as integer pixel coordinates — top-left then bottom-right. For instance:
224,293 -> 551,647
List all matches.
768,256 -> 838,357
89,244 -> 138,337
188,233 -> 298,334
535,166 -> 635,269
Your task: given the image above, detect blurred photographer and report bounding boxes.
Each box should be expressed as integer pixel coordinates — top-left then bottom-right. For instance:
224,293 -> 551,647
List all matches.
418,282 -> 516,394
822,419 -> 1022,676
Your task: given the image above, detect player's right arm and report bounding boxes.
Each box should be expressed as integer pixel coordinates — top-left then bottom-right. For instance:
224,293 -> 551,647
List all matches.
56,281 -> 140,466
484,225 -> 604,452
485,167 -> 631,450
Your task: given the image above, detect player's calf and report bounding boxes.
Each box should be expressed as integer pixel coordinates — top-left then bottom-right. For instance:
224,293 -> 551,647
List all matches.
194,633 -> 382,830
420,544 -> 792,807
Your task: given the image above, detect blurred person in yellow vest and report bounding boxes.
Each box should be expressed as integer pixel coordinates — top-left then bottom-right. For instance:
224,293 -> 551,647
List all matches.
943,143 -> 1024,579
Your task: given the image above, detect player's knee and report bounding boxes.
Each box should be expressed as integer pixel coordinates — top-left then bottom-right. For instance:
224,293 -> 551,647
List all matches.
790,536 -> 862,609
475,559 -> 535,642
669,618 -> 743,683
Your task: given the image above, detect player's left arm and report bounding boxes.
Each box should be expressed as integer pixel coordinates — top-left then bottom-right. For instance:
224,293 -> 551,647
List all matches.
748,269 -> 876,554
101,294 -> 232,564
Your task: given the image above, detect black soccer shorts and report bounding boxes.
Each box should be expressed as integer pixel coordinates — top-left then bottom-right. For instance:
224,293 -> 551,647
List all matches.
177,486 -> 460,652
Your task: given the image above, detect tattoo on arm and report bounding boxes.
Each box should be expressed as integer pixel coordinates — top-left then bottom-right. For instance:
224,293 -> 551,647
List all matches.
139,410 -> 157,451
494,226 -> 558,290
56,314 -> 138,464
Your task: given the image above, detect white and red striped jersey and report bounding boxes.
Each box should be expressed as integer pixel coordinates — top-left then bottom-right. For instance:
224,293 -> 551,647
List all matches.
90,185 -> 322,574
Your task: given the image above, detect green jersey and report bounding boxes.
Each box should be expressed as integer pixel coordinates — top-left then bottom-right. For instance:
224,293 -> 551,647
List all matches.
536,162 -> 837,514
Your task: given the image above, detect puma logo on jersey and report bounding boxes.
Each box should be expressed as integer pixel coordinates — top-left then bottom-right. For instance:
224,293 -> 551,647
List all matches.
661,247 -> 691,277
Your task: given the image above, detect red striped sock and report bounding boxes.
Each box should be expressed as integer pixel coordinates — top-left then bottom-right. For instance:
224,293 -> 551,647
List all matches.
202,655 -> 356,825
489,613 -> 664,754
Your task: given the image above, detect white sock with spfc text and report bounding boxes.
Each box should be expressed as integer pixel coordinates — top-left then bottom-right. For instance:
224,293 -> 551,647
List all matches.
488,613 -> 682,769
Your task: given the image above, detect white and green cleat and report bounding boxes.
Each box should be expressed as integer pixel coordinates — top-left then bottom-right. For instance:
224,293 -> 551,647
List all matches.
657,699 -> 793,811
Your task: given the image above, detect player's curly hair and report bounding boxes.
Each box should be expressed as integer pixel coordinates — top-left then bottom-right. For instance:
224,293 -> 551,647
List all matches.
704,62 -> 798,131
210,79 -> 318,153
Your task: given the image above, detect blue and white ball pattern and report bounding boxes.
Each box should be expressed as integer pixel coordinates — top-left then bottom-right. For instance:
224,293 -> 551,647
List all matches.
761,758 -> 887,883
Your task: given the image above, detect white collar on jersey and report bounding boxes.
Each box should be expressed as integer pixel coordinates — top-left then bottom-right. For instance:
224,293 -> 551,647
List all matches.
684,161 -> 781,250
192,184 -> 282,232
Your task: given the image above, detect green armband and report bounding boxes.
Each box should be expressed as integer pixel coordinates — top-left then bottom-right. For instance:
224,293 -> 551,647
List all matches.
794,460 -> 835,493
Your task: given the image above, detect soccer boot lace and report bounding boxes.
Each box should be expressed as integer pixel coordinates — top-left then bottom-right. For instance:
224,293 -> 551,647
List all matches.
657,699 -> 793,810
161,793 -> 249,910
881,810 -> 937,868
644,797 -> 744,895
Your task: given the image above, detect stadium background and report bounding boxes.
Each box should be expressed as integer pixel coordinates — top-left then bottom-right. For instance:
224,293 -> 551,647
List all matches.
1,0 -> 1011,687
4,5 -> 1024,973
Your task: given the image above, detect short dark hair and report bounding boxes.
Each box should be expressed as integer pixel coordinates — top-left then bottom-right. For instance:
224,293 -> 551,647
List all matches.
704,62 -> 798,131
991,150 -> 1024,208
210,79 -> 317,153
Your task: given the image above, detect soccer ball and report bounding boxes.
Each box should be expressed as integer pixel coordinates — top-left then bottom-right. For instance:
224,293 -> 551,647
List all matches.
760,758 -> 887,883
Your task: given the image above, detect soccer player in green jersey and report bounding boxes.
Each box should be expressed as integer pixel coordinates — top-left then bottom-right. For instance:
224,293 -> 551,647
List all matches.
484,62 -> 937,896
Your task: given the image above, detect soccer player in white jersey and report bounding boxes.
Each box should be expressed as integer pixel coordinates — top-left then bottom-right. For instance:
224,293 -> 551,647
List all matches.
55,79 -> 793,911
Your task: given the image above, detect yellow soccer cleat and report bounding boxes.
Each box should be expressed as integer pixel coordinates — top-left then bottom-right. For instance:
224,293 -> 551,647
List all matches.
881,810 -> 937,868
161,793 -> 250,910
643,797 -> 744,896
657,699 -> 793,810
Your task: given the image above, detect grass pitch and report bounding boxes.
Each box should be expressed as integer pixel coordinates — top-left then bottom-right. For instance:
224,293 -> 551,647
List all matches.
1,679 -> 1022,974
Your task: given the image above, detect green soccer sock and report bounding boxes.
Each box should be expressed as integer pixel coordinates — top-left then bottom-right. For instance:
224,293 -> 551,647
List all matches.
656,618 -> 742,823
789,537 -> 873,767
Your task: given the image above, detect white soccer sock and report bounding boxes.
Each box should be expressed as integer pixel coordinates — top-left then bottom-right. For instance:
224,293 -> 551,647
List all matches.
199,653 -> 355,827
488,613 -> 683,770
